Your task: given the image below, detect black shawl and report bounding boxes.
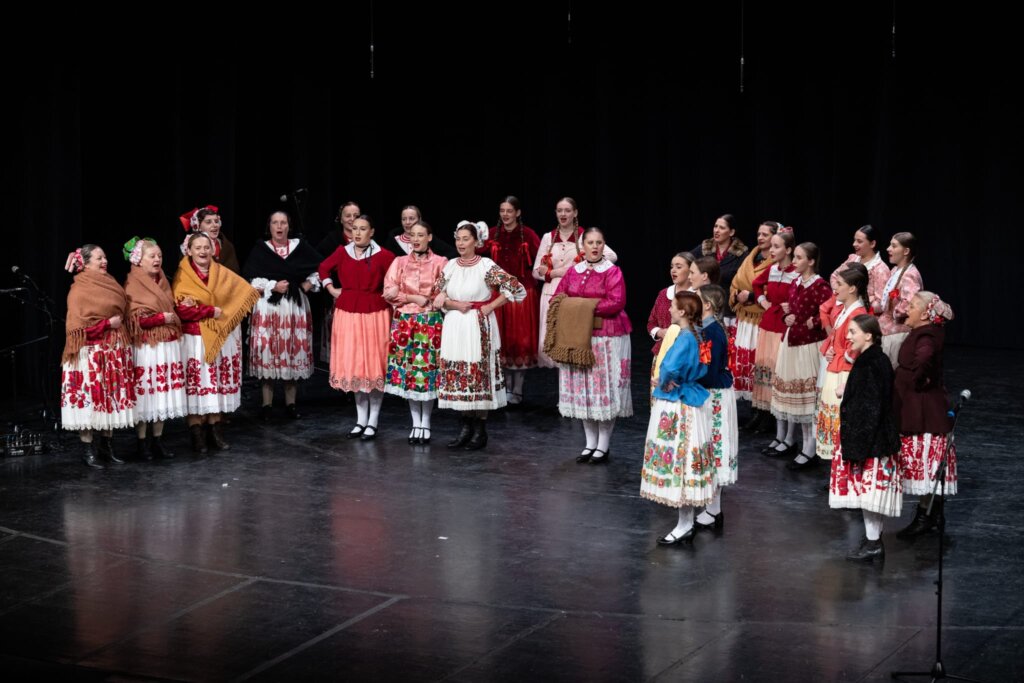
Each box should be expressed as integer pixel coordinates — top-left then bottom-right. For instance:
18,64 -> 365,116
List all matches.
243,240 -> 323,304
839,344 -> 901,463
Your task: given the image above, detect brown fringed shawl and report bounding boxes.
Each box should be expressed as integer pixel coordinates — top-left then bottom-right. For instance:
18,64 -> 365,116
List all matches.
124,266 -> 182,346
543,293 -> 600,367
62,270 -> 133,363
172,257 -> 260,363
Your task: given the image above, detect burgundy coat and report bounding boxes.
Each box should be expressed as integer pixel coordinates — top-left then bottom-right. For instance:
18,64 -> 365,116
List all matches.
893,324 -> 953,435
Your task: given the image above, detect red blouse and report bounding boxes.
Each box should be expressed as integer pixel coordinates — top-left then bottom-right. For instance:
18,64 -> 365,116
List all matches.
752,264 -> 798,333
318,243 -> 396,314
783,275 -> 832,347
479,224 -> 541,284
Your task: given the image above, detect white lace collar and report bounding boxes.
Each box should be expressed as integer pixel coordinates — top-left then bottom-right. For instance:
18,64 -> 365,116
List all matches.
798,273 -> 822,288
573,257 -> 613,274
664,284 -> 676,300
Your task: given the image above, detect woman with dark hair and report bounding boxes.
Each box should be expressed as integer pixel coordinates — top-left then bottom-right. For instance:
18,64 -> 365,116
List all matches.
384,205 -> 457,259
123,237 -> 184,460
893,292 -> 957,538
383,220 -> 448,444
689,214 -> 749,318
751,229 -> 798,454
477,196 -> 542,404
646,252 -> 693,387
551,226 -> 632,463
61,244 -> 137,468
179,205 -> 240,273
319,215 -> 396,440
640,290 -> 714,546
434,221 -> 526,450
534,197 -> 618,368
317,201 -> 361,364
815,266 -> 869,462
830,314 -> 902,561
731,221 -> 778,413
688,256 -> 721,290
878,231 -> 923,365
830,224 -> 891,315
173,232 -> 260,453
244,210 -> 322,420
770,242 -> 832,469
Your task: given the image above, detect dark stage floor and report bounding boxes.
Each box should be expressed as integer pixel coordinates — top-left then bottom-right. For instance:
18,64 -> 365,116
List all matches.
1,341 -> 1022,682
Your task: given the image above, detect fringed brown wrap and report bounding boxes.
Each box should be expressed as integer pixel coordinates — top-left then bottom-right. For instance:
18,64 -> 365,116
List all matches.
62,270 -> 134,363
543,293 -> 600,367
172,257 -> 260,363
125,267 -> 182,346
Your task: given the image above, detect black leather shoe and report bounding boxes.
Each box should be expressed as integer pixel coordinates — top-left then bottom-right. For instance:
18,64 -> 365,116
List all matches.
259,405 -> 273,423
408,428 -> 419,445
136,438 -> 152,462
98,436 -> 125,464
285,404 -> 301,420
347,424 -> 366,439
151,435 -> 174,459
760,440 -> 783,456
847,537 -> 885,562
360,425 -> 378,441
589,448 -> 610,465
189,424 -> 208,454
786,454 -> 819,470
896,504 -> 936,538
419,428 -> 431,445
695,510 -> 724,532
464,420 -> 488,450
82,442 -> 104,469
576,448 -> 595,464
447,418 -> 474,449
657,527 -> 695,546
207,423 -> 230,451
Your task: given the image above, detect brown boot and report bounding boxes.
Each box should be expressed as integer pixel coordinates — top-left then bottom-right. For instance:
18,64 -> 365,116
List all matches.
206,422 -> 230,451
190,424 -> 208,454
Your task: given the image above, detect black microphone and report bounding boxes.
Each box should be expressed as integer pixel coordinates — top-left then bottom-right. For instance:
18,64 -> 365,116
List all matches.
956,389 -> 971,407
11,266 -> 38,289
279,188 -> 309,202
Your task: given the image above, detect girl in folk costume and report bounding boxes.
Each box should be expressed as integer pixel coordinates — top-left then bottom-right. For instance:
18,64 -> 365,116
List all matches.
830,224 -> 891,315
687,214 -> 749,327
179,205 -> 240,274
694,285 -> 739,532
434,221 -> 526,450
383,204 -> 457,259
688,256 -> 721,290
751,228 -> 798,455
646,252 -> 693,388
893,292 -> 957,538
244,210 -> 322,421
878,232 -> 924,366
318,215 -> 396,440
478,196 -> 542,404
551,227 -> 633,464
382,221 -> 448,445
317,201 -> 359,364
831,314 -> 902,562
173,232 -> 260,454
123,238 -> 185,460
769,242 -> 833,470
640,291 -> 714,546
61,245 -> 137,469
815,266 -> 869,461
533,197 -> 618,368
731,221 -> 779,422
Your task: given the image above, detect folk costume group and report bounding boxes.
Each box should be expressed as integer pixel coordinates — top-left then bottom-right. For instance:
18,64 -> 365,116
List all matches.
60,202 -> 957,561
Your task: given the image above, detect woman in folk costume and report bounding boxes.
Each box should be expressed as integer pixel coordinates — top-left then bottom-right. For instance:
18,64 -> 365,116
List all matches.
319,215 -> 396,440
317,201 -> 359,364
646,251 -> 693,392
830,314 -> 902,562
640,290 -> 715,546
244,210 -> 322,421
533,197 -> 618,368
383,205 -> 457,259
830,224 -> 891,316
893,292 -> 957,538
382,220 -> 448,445
687,214 -> 748,326
478,196 -> 541,404
815,266 -> 869,462
878,231 -> 924,366
548,226 -> 632,464
751,228 -> 798,455
694,285 -> 739,532
769,242 -> 832,470
61,245 -> 137,469
730,221 -> 779,424
123,237 -> 185,460
434,221 -> 526,451
173,232 -> 260,454
179,205 -> 240,274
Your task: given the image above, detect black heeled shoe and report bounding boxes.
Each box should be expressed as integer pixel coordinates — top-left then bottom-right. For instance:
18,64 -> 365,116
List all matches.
408,428 -> 420,445
695,510 -> 724,532
151,435 -> 174,459
447,417 -> 474,449
347,424 -> 366,439
464,420 -> 488,450
285,404 -> 301,420
360,425 -> 378,441
589,448 -> 610,465
259,405 -> 273,423
98,436 -> 124,464
82,442 -> 104,469
419,428 -> 431,445
657,527 -> 695,546
576,448 -> 595,464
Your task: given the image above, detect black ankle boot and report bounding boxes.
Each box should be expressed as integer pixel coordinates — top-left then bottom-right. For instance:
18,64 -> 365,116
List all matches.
136,438 -> 152,461
207,423 -> 230,451
82,441 -> 104,469
464,419 -> 488,451
98,436 -> 124,464
847,537 -> 885,562
190,424 -> 208,454
447,417 -> 474,449
897,504 -> 933,538
151,435 -> 174,459
741,409 -> 763,432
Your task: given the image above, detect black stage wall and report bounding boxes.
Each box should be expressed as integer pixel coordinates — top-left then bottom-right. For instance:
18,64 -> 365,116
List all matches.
3,6 -> 1019,402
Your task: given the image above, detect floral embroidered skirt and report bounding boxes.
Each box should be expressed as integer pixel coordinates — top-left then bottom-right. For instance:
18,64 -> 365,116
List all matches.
829,452 -> 903,517
495,285 -> 539,369
751,328 -> 782,411
900,433 -> 957,496
640,399 -> 716,508
385,311 -> 443,401
557,334 -> 633,421
770,338 -> 821,423
132,340 -> 186,423
815,369 -> 848,460
183,328 -> 243,416
248,294 -> 314,381
330,309 -> 391,393
438,309 -> 507,411
733,320 -> 760,402
698,387 -> 739,487
61,341 -> 136,430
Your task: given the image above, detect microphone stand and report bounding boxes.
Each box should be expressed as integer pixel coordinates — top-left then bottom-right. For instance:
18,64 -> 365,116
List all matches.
891,393 -> 977,682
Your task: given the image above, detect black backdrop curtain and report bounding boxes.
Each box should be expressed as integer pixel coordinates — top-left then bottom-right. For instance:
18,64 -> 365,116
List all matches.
3,6 -> 1018,404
